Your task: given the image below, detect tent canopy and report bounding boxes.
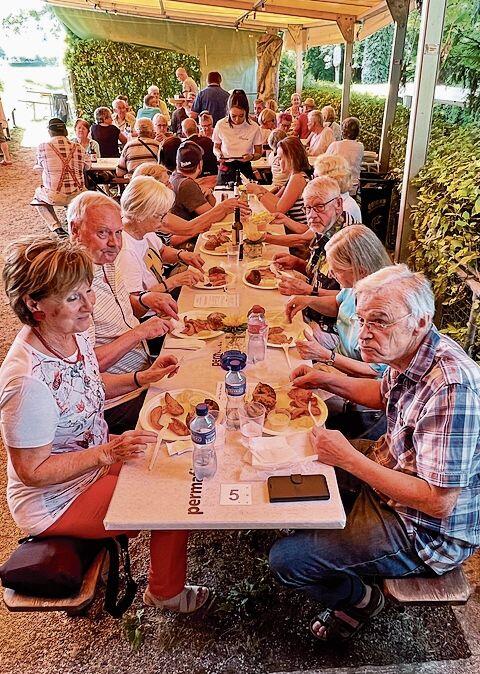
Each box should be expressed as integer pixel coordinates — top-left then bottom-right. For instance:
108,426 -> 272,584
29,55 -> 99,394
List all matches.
46,1 -> 394,47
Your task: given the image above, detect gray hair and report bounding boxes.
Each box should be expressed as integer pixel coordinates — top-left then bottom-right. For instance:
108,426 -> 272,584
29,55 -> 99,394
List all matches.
152,113 -> 168,127
134,117 -> 155,137
308,109 -> 323,126
94,107 -> 112,123
67,191 -> 120,232
314,153 -> 352,194
355,264 -> 435,319
121,176 -> 175,223
147,85 -> 159,95
303,176 -> 340,202
268,128 -> 287,151
325,225 -> 392,284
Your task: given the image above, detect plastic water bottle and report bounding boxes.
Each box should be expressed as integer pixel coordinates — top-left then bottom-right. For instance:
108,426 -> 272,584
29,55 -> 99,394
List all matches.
247,305 -> 268,364
225,358 -> 247,430
190,403 -> 217,480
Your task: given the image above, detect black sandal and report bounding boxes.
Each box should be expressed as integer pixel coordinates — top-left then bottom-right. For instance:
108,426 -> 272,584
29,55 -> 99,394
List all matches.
309,583 -> 385,643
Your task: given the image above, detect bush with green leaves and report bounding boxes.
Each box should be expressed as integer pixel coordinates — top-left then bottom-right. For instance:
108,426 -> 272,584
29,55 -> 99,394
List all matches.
64,31 -> 200,119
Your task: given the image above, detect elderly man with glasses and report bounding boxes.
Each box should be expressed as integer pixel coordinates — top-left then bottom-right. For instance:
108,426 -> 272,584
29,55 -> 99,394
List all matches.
269,264 -> 480,643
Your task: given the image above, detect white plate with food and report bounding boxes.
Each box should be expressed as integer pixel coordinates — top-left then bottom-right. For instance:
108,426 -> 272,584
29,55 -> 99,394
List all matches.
199,228 -> 232,256
249,382 -> 328,435
265,310 -> 304,348
244,211 -> 275,232
242,260 -> 280,290
194,266 -> 234,290
171,310 -> 226,339
140,389 -> 221,441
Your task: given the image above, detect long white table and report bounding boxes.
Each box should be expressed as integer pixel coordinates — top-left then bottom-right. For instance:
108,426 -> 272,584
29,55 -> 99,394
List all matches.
104,208 -> 346,532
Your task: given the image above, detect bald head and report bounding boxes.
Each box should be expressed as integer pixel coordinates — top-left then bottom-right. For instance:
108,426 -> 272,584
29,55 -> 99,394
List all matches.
182,118 -> 198,137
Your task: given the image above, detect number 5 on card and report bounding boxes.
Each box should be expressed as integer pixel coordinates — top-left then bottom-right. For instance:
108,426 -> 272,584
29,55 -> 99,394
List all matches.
220,484 -> 252,506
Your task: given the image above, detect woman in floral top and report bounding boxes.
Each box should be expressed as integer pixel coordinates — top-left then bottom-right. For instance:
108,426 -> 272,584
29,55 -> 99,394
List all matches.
0,236 -> 209,614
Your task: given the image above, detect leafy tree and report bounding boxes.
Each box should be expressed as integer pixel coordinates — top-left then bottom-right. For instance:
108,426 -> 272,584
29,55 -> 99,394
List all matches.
278,51 -> 297,107
361,25 -> 394,84
304,46 -> 335,83
1,6 -> 62,41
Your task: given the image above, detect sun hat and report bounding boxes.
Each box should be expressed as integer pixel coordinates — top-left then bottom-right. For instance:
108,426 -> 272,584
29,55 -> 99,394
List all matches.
303,98 -> 316,109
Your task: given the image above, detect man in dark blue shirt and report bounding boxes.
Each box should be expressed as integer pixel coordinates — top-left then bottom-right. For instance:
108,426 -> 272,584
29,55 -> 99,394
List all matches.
190,71 -> 230,127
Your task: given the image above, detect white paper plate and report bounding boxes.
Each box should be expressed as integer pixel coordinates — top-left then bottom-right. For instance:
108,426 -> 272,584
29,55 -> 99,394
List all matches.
140,388 -> 221,441
194,270 -> 234,290
242,260 -> 280,290
199,232 -> 232,256
266,310 -> 304,349
171,310 -> 225,340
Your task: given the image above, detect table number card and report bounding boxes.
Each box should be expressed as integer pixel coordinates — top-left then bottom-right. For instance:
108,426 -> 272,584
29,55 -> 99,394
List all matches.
220,483 -> 252,506
194,294 -> 239,308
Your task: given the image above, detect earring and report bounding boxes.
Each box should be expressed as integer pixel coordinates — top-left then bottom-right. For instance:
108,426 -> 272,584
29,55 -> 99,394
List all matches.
32,311 -> 46,322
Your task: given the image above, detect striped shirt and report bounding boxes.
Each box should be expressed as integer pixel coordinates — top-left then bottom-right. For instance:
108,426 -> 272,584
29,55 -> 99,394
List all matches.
35,137 -> 89,196
89,263 -> 150,409
285,172 -> 310,224
371,327 -> 480,573
117,136 -> 161,177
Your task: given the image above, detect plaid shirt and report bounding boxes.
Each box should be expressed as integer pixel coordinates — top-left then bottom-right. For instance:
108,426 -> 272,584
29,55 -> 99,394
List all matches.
36,137 -> 89,196
371,326 -> 480,573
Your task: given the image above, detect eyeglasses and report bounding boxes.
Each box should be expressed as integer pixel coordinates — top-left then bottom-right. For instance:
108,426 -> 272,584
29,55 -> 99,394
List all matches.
305,197 -> 336,214
351,313 -> 412,332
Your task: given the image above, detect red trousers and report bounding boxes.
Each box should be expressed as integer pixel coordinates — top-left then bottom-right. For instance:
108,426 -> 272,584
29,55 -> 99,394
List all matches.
41,464 -> 189,599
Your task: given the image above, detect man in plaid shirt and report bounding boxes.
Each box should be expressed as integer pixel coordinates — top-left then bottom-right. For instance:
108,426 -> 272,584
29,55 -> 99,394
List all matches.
270,265 -> 479,642
34,118 -> 90,237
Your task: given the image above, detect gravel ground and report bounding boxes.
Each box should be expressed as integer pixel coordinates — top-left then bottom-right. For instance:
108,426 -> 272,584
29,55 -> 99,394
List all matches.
0,130 -> 478,674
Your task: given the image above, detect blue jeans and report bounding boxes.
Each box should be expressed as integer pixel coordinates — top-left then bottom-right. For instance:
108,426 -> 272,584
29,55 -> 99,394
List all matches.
269,479 -> 429,610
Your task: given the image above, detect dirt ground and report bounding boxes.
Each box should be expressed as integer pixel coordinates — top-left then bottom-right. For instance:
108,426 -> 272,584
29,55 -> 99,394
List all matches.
0,130 -> 478,674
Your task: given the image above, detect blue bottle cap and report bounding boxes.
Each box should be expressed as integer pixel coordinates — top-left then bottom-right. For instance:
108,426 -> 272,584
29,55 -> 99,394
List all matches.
229,359 -> 242,371
195,403 -> 209,416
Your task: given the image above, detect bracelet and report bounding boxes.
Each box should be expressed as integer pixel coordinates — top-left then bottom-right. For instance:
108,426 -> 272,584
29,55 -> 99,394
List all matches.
133,371 -> 142,388
138,291 -> 149,310
325,349 -> 336,367
176,249 -> 186,264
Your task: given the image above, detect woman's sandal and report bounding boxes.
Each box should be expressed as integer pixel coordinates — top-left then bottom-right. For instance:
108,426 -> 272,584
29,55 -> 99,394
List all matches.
309,584 -> 385,643
143,584 -> 210,613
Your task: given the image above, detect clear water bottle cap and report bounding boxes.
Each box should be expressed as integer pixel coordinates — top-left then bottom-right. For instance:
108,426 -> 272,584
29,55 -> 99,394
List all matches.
195,403 -> 209,416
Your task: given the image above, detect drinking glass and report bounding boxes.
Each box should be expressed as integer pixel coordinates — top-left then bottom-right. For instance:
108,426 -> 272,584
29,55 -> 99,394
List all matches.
226,243 -> 240,269
238,402 -> 266,447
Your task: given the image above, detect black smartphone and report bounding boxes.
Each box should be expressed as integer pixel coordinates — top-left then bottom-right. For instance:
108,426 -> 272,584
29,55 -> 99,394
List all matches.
268,474 -> 330,503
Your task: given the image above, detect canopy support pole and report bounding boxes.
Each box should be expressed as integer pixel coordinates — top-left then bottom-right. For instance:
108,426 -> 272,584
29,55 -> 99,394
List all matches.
294,27 -> 306,93
337,16 -> 355,120
395,0 -> 447,262
379,0 -> 410,172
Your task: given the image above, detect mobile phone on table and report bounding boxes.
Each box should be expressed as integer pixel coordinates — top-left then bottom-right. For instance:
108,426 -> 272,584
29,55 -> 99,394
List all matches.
267,474 -> 330,503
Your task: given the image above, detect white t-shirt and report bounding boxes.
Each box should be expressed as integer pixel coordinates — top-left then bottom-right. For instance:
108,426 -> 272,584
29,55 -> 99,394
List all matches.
341,193 -> 362,222
212,118 -> 263,159
326,139 -> 364,189
117,231 -> 165,294
0,330 -> 108,535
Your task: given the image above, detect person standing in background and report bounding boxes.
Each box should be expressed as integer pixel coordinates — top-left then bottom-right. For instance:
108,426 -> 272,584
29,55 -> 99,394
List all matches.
176,67 -> 199,96
190,71 -> 230,126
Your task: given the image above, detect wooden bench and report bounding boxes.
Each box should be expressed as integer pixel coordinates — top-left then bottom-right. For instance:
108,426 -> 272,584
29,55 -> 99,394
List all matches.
2,549 -> 107,616
383,566 -> 472,606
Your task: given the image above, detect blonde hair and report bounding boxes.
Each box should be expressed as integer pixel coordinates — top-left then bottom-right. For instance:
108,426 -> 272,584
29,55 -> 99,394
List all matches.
321,105 -> 336,124
121,176 -> 175,222
268,129 -> 287,151
265,99 -> 278,112
94,107 -> 112,123
303,176 -> 340,202
325,225 -> 392,285
134,117 -> 155,138
132,163 -> 169,184
258,108 -> 276,127
314,154 -> 352,194
3,236 -> 93,327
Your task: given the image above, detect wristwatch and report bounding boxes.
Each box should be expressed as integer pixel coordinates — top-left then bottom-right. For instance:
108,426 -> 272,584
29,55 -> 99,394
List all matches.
325,349 -> 336,367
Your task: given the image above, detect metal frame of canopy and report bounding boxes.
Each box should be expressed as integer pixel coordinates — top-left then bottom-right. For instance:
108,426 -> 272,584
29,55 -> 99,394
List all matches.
46,0 -> 449,261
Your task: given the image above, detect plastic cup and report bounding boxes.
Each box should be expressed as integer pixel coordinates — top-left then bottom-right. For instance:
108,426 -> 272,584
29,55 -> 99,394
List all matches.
238,401 -> 266,447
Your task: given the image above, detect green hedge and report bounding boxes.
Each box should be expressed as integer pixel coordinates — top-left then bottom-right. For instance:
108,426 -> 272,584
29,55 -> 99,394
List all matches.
64,31 -> 200,119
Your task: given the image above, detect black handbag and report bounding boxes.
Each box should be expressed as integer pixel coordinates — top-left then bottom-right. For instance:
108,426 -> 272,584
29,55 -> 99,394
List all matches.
0,534 -> 137,618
